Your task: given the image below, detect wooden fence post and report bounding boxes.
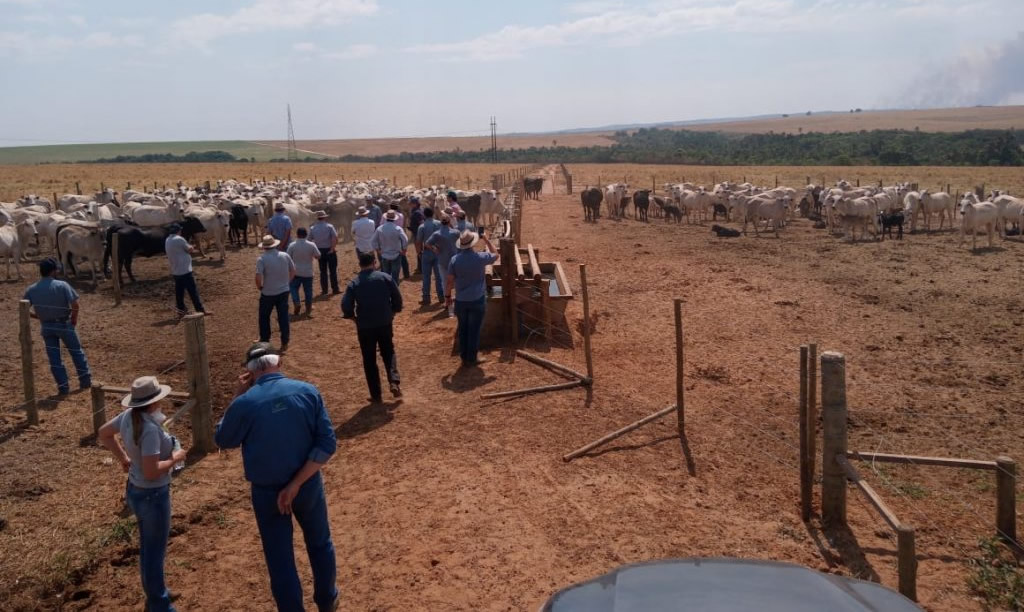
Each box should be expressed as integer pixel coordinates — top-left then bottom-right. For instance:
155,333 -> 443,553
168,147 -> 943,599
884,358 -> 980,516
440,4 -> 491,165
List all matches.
500,239 -> 517,344
674,298 -> 685,434
808,343 -> 818,489
800,345 -> 811,521
995,456 -> 1017,544
19,300 -> 38,426
91,384 -> 105,435
897,525 -> 918,601
112,231 -> 122,306
126,181 -> 131,190
579,264 -> 594,382
75,182 -> 81,195
182,314 -> 215,453
821,351 -> 848,526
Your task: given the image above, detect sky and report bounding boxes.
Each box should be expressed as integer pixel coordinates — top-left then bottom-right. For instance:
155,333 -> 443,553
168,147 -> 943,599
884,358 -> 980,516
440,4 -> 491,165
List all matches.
2,0 -> 1024,145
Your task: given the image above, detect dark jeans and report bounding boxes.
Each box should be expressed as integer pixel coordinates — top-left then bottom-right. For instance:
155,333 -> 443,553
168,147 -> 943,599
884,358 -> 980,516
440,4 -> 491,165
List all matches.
400,252 -> 410,279
173,272 -> 204,315
420,253 -> 443,302
126,484 -> 176,612
258,292 -> 290,346
251,473 -> 337,612
317,249 -> 339,293
40,321 -> 91,393
289,276 -> 313,306
380,257 -> 402,285
356,324 -> 400,399
455,296 -> 487,364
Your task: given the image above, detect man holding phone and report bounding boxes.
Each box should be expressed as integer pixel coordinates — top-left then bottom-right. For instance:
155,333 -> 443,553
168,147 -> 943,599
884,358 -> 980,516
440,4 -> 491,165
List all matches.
445,228 -> 497,367
215,342 -> 340,612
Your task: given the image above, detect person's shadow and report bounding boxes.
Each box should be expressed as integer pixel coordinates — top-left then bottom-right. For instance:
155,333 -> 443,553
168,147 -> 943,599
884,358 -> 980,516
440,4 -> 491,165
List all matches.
441,366 -> 497,393
335,401 -> 400,439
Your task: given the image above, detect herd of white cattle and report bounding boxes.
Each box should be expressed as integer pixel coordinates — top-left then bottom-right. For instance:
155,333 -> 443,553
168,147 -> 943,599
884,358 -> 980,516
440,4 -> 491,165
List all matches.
595,179 -> 1024,248
0,178 -> 506,281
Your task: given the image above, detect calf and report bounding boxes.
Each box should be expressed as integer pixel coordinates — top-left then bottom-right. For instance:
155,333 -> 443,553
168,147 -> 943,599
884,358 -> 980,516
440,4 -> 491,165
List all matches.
711,224 -> 741,238
581,188 -> 602,222
56,223 -> 104,282
878,211 -> 904,240
633,190 -> 650,222
229,204 -> 249,246
663,204 -> 683,223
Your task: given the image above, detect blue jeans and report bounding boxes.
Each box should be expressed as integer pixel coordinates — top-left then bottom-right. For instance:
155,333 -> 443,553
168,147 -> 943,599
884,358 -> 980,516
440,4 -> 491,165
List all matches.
126,484 -> 176,612
251,473 -> 338,612
289,276 -> 313,306
40,321 -> 91,393
420,253 -> 443,302
455,296 -> 487,364
172,272 -> 204,315
439,263 -> 450,295
380,257 -> 402,284
258,292 -> 290,346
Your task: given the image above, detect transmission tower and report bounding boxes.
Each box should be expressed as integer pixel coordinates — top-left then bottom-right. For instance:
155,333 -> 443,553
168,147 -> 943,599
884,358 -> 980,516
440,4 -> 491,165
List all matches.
287,104 -> 297,161
489,116 -> 497,163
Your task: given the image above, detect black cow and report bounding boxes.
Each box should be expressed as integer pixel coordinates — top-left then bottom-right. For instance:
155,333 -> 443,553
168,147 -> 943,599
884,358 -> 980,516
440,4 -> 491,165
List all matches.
103,217 -> 206,284
523,177 -> 544,200
633,190 -> 651,222
581,187 -> 602,222
663,203 -> 683,223
229,204 -> 249,246
711,224 -> 741,238
878,211 -> 904,240
712,203 -> 730,221
460,193 -> 482,226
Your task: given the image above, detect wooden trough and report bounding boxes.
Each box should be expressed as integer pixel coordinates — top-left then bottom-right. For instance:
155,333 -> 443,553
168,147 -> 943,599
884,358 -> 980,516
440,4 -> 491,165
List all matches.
481,242 -> 573,344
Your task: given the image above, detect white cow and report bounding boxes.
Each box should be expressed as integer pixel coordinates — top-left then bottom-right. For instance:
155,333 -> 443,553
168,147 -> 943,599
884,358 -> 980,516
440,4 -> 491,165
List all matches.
185,206 -> 230,260
0,217 -> 37,278
478,190 -> 505,227
130,199 -> 184,227
913,190 -> 956,232
604,184 -> 629,219
959,197 -> 998,250
679,189 -> 713,224
990,194 -> 1024,237
56,223 -> 105,282
835,195 -> 877,242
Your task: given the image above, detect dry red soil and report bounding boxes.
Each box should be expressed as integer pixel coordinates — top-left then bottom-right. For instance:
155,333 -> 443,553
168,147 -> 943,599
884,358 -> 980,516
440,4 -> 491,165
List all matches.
1,171 -> 1022,611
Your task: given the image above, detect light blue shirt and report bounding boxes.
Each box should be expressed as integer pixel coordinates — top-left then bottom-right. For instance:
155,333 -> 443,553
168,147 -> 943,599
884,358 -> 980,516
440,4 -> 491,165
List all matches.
448,249 -> 497,302
416,218 -> 440,245
286,239 -> 320,277
371,221 -> 408,261
267,212 -> 292,241
256,250 -> 295,296
23,277 -> 78,322
456,219 -> 476,233
308,221 -> 337,250
165,234 -> 192,276
425,225 -> 460,268
110,409 -> 174,488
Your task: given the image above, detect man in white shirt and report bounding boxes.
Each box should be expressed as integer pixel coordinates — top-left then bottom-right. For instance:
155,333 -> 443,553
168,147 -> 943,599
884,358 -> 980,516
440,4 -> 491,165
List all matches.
286,227 -> 321,318
351,206 -> 377,261
165,223 -> 210,318
256,235 -> 296,351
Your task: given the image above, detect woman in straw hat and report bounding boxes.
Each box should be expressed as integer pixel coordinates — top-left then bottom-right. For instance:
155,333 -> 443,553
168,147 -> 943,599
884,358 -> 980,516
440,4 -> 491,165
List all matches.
98,376 -> 186,612
445,228 -> 497,367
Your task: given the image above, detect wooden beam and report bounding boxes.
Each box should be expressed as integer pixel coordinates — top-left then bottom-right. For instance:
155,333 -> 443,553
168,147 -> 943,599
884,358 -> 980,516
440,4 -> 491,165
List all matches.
846,451 -> 998,471
563,404 -> 677,462
838,455 -> 903,531
579,264 -> 594,382
526,243 -> 540,278
18,300 -> 38,426
481,379 -> 584,400
99,385 -> 192,400
800,345 -> 811,521
515,350 -> 590,384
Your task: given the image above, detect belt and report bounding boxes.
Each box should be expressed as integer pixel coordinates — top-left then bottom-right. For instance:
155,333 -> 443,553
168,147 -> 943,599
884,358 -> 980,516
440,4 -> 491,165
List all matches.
41,318 -> 69,324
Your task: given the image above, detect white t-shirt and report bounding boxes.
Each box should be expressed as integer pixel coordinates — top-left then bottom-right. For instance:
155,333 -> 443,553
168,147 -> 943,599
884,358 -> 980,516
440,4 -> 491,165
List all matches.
165,234 -> 192,276
352,217 -> 377,252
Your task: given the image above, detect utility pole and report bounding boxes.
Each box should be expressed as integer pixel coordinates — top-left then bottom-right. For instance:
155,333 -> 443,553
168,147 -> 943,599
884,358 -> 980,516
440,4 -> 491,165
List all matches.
287,104 -> 297,161
490,116 -> 497,163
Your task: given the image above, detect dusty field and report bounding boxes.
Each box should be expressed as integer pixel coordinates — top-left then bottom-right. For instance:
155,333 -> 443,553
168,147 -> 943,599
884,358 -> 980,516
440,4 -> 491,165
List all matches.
1,164 -> 1022,611
0,162 -> 528,202
679,105 -> 1024,135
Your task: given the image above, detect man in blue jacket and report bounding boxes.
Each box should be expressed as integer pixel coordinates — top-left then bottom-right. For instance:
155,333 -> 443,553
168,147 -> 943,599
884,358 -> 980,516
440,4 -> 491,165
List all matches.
341,252 -> 403,402
215,343 -> 339,612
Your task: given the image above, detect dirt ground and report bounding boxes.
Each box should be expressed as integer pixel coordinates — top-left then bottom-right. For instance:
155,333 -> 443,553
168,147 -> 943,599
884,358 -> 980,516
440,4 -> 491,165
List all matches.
1,166 -> 1022,611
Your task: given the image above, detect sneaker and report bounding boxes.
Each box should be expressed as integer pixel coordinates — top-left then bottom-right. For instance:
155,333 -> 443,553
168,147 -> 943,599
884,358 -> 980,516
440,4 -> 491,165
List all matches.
466,358 -> 488,367
389,383 -> 402,398
420,299 -> 431,306
199,310 -> 213,316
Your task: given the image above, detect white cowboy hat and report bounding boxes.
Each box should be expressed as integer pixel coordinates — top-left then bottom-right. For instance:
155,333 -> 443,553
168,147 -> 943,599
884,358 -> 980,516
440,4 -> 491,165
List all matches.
384,210 -> 398,221
315,210 -> 328,219
456,230 -> 479,250
259,234 -> 281,249
121,376 -> 172,408
356,206 -> 369,217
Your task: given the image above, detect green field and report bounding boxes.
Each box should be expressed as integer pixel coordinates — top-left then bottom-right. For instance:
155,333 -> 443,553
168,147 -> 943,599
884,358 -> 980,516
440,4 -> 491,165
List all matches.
0,141 -> 319,164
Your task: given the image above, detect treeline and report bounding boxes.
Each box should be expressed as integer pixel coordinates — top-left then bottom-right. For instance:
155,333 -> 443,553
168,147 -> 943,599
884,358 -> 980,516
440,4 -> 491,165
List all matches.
84,150 -> 243,163
79,129 -> 1024,166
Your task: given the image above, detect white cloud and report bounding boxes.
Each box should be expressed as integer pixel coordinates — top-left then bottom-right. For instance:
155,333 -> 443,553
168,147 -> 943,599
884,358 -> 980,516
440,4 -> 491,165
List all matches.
293,41 -> 316,52
67,14 -> 86,27
171,0 -> 378,48
83,32 -> 118,48
408,0 -> 997,62
323,43 -> 377,60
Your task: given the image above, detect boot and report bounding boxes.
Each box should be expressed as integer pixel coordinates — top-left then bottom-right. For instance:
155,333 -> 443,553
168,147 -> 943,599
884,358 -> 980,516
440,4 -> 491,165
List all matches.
305,303 -> 313,318
293,302 -> 301,316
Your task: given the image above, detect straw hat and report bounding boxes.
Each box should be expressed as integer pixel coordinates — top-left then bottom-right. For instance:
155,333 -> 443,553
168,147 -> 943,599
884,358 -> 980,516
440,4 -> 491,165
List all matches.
356,206 -> 369,217
259,234 -> 280,249
274,203 -> 285,211
384,210 -> 398,222
456,230 -> 479,250
121,376 -> 172,409
315,210 -> 328,219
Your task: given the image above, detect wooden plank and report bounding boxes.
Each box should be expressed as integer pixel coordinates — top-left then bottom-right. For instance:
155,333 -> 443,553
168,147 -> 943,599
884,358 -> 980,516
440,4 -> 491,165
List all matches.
846,451 -> 998,471
90,384 -> 105,435
481,379 -> 583,400
800,345 -> 811,521
563,404 -> 677,462
808,343 -> 818,492
499,239 -> 518,343
674,299 -> 684,434
553,261 -> 572,298
99,386 -> 192,400
541,278 -> 552,341
996,456 -> 1017,545
514,244 -> 525,281
516,350 -> 589,383
183,314 -> 215,453
821,351 -> 848,526
897,526 -> 918,601
838,455 -> 903,531
19,300 -> 38,425
526,243 -> 541,278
